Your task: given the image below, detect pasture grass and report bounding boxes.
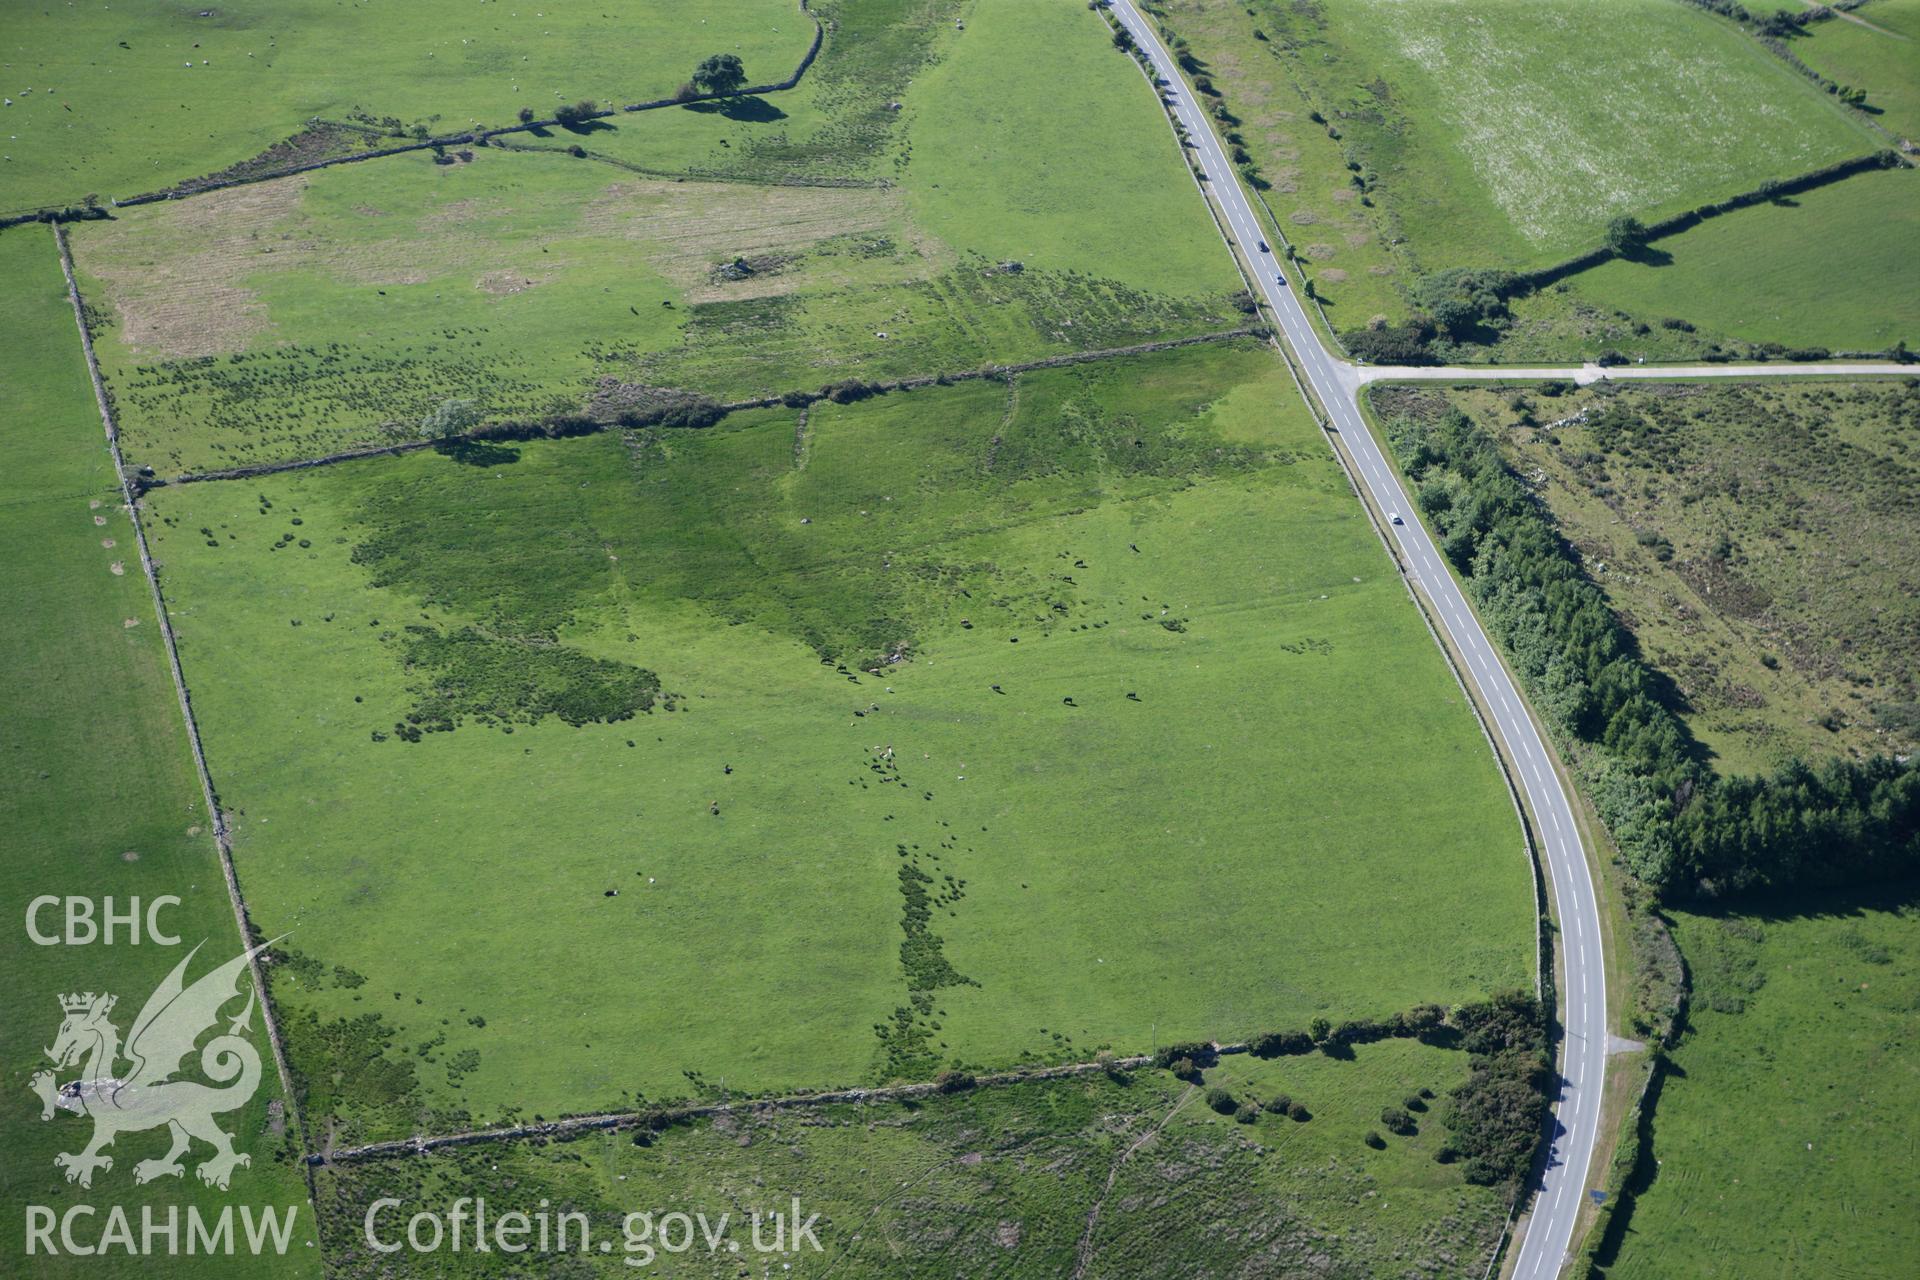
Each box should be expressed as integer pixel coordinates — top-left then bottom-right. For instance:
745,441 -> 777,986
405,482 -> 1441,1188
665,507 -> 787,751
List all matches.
1791,0 -> 1920,141
571,0 -> 1241,303
1600,883 -> 1920,1278
1245,0 -> 1876,270
0,0 -> 807,214
560,0 -> 963,184
492,0 -> 1239,301
0,231 -> 316,1275
142,343 -> 1531,1144
1429,380 -> 1920,775
70,65 -> 1242,475
1563,165 -> 1920,353
897,0 -> 1236,298
313,1039 -> 1506,1277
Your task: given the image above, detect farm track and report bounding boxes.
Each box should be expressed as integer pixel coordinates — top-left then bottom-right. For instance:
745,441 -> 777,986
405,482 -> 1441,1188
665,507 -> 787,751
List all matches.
1070,1083 -> 1198,1279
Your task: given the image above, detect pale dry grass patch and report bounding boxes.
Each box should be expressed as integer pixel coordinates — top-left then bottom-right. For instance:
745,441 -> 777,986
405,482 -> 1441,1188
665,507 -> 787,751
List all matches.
76,177 -> 314,357
582,178 -> 932,301
476,268 -> 558,296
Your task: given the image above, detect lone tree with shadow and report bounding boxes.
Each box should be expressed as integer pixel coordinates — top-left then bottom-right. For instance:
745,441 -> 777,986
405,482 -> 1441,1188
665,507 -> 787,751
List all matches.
420,398 -> 481,440
692,53 -> 747,96
1605,214 -> 1650,256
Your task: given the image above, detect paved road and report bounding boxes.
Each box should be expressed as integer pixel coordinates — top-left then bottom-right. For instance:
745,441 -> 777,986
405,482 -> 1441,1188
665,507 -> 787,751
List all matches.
1110,5 -> 1910,1270
1108,3 -> 1610,1274
1112,2 -> 1910,1271
1350,361 -> 1908,391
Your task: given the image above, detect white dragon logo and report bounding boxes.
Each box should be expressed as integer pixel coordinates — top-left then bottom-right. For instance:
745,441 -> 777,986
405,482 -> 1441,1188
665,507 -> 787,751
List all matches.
29,941 -> 270,1191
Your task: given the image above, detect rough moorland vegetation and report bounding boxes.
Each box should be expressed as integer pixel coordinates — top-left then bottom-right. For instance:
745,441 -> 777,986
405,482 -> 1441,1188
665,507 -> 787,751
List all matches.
1374,389 -> 1919,899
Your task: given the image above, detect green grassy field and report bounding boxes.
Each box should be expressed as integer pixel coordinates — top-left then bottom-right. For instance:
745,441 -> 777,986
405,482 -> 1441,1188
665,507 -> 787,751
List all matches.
1563,164 -> 1919,353
140,342 -> 1530,1144
896,0 -> 1234,295
0,233 -> 317,1274
68,2 -> 1243,476
1275,0 -> 1874,268
1791,0 -> 1920,142
540,0 -> 964,184
1170,0 -> 1910,360
1426,380 -> 1920,776
1599,884 -> 1920,1278
0,0 -> 807,214
313,1039 -> 1506,1277
554,0 -> 1243,311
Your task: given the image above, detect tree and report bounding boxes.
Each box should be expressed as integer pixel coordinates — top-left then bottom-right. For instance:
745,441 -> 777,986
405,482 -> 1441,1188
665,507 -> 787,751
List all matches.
1205,1086 -> 1237,1115
1308,1016 -> 1332,1044
692,53 -> 747,96
1112,27 -> 1135,53
517,106 -> 534,124
552,100 -> 598,127
1605,214 -> 1650,255
420,398 -> 481,440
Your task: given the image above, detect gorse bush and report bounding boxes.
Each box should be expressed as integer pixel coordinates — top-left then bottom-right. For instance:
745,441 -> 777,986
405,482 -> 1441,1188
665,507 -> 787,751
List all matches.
1411,268 -> 1522,340
1442,991 -> 1548,1188
1342,320 -> 1439,365
1250,1029 -> 1313,1058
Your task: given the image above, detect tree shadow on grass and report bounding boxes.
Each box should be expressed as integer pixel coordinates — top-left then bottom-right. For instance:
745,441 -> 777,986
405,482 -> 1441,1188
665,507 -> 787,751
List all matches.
1617,243 -> 1675,269
560,117 -> 616,135
433,439 -> 521,468
681,96 -> 788,123
1674,876 -> 1920,930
